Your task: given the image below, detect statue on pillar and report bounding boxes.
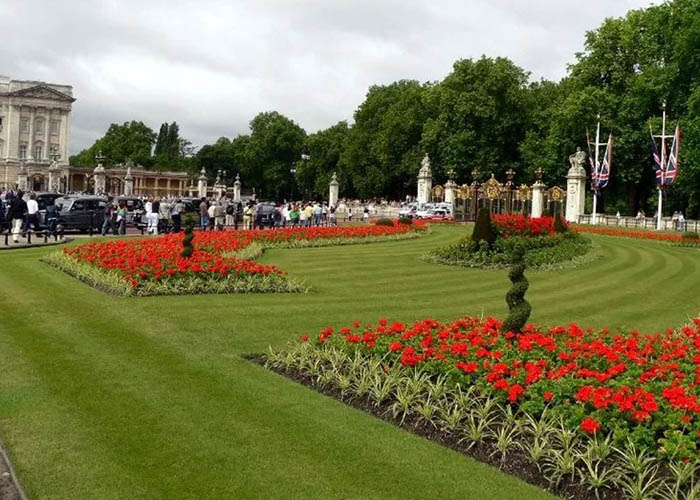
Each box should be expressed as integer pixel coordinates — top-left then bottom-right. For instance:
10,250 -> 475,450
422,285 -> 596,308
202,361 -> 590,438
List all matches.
329,172 -> 339,208
197,167 -> 208,198
48,153 -> 61,193
124,159 -> 134,196
565,147 -> 587,223
93,151 -> 106,195
233,173 -> 242,202
417,153 -> 433,205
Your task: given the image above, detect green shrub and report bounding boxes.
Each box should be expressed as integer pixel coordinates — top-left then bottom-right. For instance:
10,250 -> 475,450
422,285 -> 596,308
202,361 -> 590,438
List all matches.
501,244 -> 531,333
375,217 -> 394,226
471,208 -> 495,248
398,216 -> 413,225
554,212 -> 568,233
682,231 -> 699,241
181,215 -> 195,258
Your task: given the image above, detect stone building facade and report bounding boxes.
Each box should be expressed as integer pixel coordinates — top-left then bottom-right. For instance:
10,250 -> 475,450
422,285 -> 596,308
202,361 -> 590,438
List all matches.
0,76 -> 74,191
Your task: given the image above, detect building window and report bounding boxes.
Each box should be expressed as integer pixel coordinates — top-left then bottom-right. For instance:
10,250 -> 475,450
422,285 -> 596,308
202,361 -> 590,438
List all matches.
20,118 -> 29,133
34,144 -> 43,160
35,119 -> 44,134
19,144 -> 27,159
50,120 -> 59,134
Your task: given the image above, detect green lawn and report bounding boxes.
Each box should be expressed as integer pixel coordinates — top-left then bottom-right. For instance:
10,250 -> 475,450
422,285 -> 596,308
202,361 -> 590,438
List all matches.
0,225 -> 698,499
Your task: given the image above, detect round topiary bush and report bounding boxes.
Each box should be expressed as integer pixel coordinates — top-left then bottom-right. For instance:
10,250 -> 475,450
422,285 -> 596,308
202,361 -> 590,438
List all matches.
398,216 -> 413,225
471,208 -> 496,248
501,244 -> 531,333
375,217 -> 394,226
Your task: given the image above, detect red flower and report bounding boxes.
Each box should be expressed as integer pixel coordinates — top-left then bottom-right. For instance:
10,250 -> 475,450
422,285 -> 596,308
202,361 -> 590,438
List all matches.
456,361 -> 479,373
544,391 -> 554,402
580,417 -> 601,435
300,334 -> 309,342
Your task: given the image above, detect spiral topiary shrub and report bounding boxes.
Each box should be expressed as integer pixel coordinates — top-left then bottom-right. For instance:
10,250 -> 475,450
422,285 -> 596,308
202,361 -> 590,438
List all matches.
554,211 -> 568,233
181,215 -> 195,258
471,208 -> 496,248
501,244 -> 531,333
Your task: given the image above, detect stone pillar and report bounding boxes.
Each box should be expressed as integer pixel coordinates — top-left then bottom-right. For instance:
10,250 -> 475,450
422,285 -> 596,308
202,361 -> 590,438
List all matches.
197,167 -> 207,198
48,154 -> 61,193
329,172 -> 339,207
565,164 -> 586,223
124,162 -> 134,196
233,173 -> 241,202
416,153 -> 432,205
44,108 -> 51,160
17,161 -> 28,191
531,182 -> 545,218
444,179 -> 457,207
27,107 -> 35,159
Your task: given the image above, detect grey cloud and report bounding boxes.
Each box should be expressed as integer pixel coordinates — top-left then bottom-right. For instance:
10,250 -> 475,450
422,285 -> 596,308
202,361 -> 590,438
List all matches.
0,0 -> 655,154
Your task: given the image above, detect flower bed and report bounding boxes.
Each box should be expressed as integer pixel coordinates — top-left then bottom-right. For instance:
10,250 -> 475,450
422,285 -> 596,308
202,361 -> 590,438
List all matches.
264,315 -> 700,499
45,221 -> 426,296
573,225 -> 684,242
429,215 -> 593,270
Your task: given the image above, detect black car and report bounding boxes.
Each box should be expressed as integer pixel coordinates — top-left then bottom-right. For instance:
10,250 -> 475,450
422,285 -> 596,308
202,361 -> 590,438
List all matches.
55,195 -> 107,232
255,202 -> 278,227
116,197 -> 145,224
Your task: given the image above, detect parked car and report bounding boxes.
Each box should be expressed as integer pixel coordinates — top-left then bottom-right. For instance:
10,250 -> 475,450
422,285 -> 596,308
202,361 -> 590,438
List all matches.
55,195 -> 107,232
417,208 -> 453,221
254,202 -> 278,226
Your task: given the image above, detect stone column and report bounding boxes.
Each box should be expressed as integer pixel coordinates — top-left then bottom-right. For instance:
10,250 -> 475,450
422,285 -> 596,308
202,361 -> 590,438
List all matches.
124,163 -> 134,196
233,173 -> 241,202
531,182 -> 545,218
48,154 -> 61,193
444,178 -> 457,207
27,107 -> 35,160
197,167 -> 207,198
416,153 -> 432,205
44,108 -> 51,160
565,164 -> 586,223
329,172 -> 339,207
17,161 -> 28,191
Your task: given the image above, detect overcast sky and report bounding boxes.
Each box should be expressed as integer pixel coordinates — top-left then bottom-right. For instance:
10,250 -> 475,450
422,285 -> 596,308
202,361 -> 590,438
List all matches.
1,0 -> 655,155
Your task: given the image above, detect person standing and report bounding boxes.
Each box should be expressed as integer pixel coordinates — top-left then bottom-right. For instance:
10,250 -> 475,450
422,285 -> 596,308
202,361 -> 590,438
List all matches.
225,200 -> 234,228
214,200 -> 225,230
290,204 -> 300,227
116,200 -> 128,235
199,197 -> 209,230
347,206 -> 352,222
313,202 -> 322,226
363,205 -> 369,223
150,197 -> 160,235
243,202 -> 252,229
329,205 -> 337,226
171,199 -> 183,233
8,192 -> 27,243
207,201 -> 216,231
235,202 -> 243,230
45,197 -> 58,235
25,193 -> 40,234
101,196 -> 116,236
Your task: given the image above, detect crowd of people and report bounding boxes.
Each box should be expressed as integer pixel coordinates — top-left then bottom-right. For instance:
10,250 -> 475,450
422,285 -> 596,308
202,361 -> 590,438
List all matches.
0,189 -> 58,243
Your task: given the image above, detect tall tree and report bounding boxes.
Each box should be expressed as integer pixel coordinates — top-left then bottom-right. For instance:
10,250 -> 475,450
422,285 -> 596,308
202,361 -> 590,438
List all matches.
71,121 -> 157,168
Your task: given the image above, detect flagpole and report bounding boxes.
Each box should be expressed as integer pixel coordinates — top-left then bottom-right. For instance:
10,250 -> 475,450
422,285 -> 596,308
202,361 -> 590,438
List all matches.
592,115 -> 601,225
657,101 -> 666,231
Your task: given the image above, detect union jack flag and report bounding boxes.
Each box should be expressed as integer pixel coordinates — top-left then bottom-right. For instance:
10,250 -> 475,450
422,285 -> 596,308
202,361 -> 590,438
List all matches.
650,132 -> 664,185
665,124 -> 680,185
598,134 -> 613,189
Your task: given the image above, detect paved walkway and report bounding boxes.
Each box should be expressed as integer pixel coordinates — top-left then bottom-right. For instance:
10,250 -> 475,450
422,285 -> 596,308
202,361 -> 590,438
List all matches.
0,233 -> 72,250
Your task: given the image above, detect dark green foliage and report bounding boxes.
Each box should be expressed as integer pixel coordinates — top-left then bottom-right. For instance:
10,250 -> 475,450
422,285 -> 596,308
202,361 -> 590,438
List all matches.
501,245 -> 531,333
682,231 -> 699,240
181,216 -> 195,259
554,212 -> 568,233
375,218 -> 394,226
471,208 -> 496,248
398,216 -> 413,225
